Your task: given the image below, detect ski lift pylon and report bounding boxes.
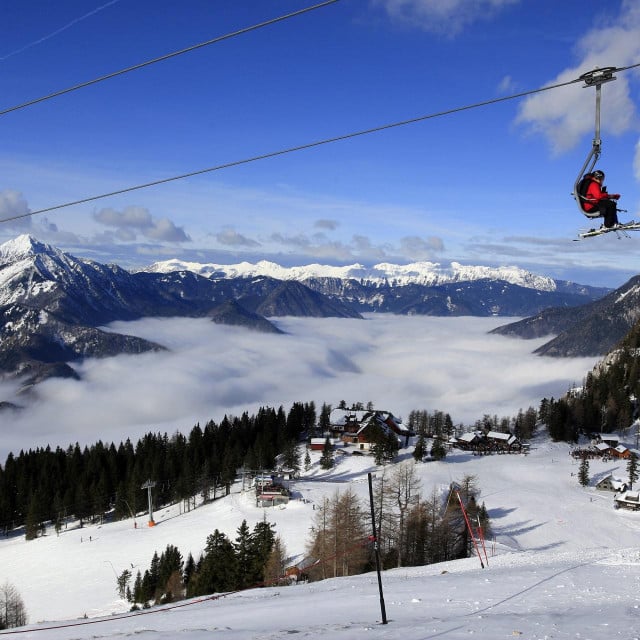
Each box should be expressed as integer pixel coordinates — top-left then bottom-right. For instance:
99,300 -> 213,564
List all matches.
572,66 -> 617,218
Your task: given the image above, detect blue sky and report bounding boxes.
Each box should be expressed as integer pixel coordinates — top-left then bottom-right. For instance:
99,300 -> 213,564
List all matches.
1,0 -> 640,287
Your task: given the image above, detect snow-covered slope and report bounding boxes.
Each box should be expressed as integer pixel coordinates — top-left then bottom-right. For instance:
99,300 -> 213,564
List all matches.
3,433 -> 640,639
142,258 -> 558,291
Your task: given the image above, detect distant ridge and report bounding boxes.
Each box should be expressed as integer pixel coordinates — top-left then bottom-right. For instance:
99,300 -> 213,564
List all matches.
140,256 -> 609,318
142,258 -> 563,291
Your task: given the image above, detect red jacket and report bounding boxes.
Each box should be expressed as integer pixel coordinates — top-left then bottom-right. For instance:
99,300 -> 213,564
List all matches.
583,179 -> 619,211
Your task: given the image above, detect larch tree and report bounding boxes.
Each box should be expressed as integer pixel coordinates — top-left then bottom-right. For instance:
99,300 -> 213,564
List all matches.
389,462 -> 422,568
307,489 -> 368,581
263,535 -> 288,586
0,581 -> 27,629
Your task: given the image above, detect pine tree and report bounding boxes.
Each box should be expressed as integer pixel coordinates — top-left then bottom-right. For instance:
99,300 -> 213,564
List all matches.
157,545 -> 183,602
627,452 -> 639,490
303,401 -> 317,434
413,434 -> 426,462
234,520 -> 254,589
191,530 -> 238,596
132,571 -> 143,604
24,494 -> 40,541
281,440 -> 301,475
371,426 -> 397,465
304,447 -> 312,471
248,519 -> 276,584
183,553 -> 196,591
319,437 -> 334,470
319,403 -> 332,436
431,439 -> 447,461
578,457 -> 590,487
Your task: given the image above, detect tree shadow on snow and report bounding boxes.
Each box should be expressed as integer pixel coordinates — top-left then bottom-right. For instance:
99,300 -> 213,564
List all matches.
487,506 -> 517,519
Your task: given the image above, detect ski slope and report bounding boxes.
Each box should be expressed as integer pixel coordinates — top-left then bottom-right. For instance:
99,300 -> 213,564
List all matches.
1,432 -> 640,639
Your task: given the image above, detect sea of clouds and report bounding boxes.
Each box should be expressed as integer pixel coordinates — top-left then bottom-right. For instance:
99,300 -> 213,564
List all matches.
0,315 -> 599,461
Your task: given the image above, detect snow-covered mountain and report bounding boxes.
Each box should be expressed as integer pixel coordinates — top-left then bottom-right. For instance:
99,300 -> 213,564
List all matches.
141,256 -> 609,317
143,258 -> 560,291
0,235 -> 358,385
492,274 -> 640,357
0,234 -> 620,388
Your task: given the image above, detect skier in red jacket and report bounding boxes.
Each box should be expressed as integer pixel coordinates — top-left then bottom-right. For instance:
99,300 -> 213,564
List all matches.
582,169 -> 621,228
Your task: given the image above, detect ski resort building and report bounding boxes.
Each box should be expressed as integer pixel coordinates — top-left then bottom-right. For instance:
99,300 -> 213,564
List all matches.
596,474 -> 628,493
614,491 -> 640,511
328,408 -> 412,451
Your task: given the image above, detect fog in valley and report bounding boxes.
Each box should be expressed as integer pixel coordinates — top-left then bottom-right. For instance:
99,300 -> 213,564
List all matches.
0,315 -> 599,460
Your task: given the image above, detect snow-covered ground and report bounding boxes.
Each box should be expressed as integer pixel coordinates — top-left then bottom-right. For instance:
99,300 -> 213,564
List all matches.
2,433 -> 640,639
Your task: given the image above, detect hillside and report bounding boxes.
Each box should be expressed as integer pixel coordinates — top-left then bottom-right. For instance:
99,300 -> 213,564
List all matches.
2,433 -> 640,639
491,275 -> 640,356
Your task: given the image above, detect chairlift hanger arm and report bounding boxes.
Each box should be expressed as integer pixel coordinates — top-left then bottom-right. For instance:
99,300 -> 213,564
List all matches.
572,66 -> 617,217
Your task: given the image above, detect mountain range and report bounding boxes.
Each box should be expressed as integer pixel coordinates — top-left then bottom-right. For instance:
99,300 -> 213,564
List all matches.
0,234 -> 633,389
0,235 -> 358,388
141,258 -> 609,316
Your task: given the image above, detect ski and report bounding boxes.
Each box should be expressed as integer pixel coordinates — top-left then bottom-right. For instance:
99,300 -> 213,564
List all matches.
574,221 -> 640,240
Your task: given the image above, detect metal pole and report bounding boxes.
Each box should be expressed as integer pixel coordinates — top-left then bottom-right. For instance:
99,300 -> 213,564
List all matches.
141,480 -> 156,527
367,472 -> 387,625
594,83 -> 602,149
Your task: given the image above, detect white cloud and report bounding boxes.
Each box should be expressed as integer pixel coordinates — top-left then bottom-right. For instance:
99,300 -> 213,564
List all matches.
0,189 -> 32,230
215,227 -> 260,248
93,205 -> 190,242
516,2 -> 640,153
0,316 -> 598,461
498,75 -> 518,95
399,235 -> 445,258
267,232 -> 444,263
373,0 -> 520,35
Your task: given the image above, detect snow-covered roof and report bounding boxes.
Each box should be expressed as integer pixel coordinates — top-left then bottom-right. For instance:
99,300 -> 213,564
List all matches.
380,412 -> 411,434
615,445 -> 629,454
615,491 -> 640,503
595,443 -> 610,452
599,433 -> 620,443
329,408 -> 371,426
486,431 -> 516,444
597,475 -> 627,490
458,432 -> 479,443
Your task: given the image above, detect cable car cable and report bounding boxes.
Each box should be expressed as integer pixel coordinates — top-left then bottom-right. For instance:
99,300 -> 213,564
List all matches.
0,0 -> 341,117
2,63 -> 640,225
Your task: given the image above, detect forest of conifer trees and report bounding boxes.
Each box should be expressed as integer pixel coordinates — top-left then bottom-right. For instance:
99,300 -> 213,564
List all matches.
0,401 -> 318,539
538,324 -> 640,443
